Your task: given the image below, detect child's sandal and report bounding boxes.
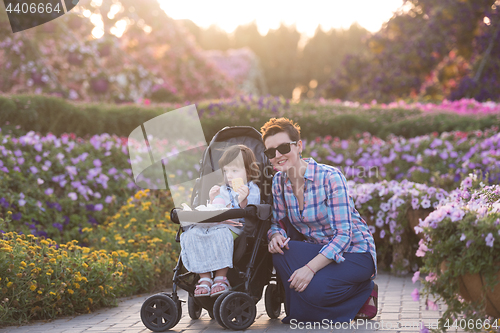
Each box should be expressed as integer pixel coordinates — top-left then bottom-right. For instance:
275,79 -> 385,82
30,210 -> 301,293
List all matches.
354,283 -> 378,320
194,277 -> 213,297
210,276 -> 231,297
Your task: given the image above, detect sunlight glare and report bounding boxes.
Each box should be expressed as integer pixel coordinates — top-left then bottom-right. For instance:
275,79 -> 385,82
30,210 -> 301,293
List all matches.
158,0 -> 404,36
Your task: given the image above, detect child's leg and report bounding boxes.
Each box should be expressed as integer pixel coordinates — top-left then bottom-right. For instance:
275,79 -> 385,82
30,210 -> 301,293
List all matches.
195,272 -> 212,296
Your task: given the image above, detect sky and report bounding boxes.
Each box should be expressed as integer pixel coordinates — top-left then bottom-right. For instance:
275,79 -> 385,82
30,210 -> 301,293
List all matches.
158,0 -> 405,37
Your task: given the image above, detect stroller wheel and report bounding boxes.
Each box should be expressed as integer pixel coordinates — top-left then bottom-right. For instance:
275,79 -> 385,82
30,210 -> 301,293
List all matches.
219,292 -> 256,330
264,284 -> 282,319
140,293 -> 180,332
188,294 -> 202,320
213,291 -> 232,328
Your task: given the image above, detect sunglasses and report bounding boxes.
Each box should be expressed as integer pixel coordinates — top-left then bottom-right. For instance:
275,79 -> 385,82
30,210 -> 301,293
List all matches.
264,141 -> 297,159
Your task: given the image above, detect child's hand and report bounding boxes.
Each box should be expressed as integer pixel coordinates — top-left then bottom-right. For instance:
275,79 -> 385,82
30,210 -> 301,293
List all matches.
236,185 -> 250,207
209,185 -> 221,203
221,219 -> 243,227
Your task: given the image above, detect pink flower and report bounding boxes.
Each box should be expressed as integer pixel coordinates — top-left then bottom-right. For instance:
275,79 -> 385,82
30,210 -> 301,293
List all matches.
426,300 -> 438,310
68,192 -> 77,201
416,239 -> 428,257
412,271 -> 420,284
411,288 -> 420,301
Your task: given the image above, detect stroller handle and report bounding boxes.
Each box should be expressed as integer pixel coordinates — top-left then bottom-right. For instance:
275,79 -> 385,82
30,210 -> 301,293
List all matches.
170,204 -> 272,224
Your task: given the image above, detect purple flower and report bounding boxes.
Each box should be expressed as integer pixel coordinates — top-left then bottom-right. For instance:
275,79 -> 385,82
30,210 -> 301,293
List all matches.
34,143 -> 42,152
30,166 -> 39,174
45,188 -> 53,196
412,271 -> 420,284
94,203 -> 103,211
421,198 -> 431,209
0,166 -> 9,173
18,199 -> 26,207
485,233 -> 494,247
37,178 -> 44,185
411,288 -> 420,301
93,159 -> 102,168
17,157 -> 25,165
460,233 -> 466,241
14,149 -> 23,157
86,204 -> 95,211
12,212 -> 22,220
13,166 -> 20,172
52,223 -> 63,232
466,240 -> 474,248
0,197 -> 9,208
420,326 -> 430,333
380,230 -> 386,238
105,195 -> 113,203
68,192 -> 77,200
35,155 -> 42,163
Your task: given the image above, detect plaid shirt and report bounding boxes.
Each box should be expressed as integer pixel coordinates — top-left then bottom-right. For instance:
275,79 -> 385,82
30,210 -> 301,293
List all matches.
268,158 -> 377,277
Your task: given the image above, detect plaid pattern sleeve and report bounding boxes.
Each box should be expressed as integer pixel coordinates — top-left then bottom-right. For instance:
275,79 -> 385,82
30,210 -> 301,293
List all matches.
267,173 -> 288,241
245,181 -> 261,206
319,170 -> 354,263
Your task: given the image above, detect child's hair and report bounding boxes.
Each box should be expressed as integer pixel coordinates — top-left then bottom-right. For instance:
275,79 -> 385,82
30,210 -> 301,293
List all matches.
218,144 -> 260,184
260,117 -> 301,143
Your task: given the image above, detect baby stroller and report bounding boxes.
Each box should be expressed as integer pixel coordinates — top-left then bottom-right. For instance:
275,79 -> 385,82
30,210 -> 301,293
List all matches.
140,126 -> 285,331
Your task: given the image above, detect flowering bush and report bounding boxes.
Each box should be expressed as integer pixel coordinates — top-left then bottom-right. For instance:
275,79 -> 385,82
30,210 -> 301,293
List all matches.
348,180 -> 448,275
0,130 -> 136,243
0,189 -> 180,325
81,189 -> 180,295
309,127 -> 500,191
0,128 -> 200,244
413,177 -> 500,331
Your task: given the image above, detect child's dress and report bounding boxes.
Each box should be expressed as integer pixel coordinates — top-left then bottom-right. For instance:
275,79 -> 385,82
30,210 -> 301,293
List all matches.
180,181 -> 260,273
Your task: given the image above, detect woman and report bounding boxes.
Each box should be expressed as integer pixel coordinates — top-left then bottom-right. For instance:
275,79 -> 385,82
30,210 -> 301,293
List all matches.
261,117 -> 378,323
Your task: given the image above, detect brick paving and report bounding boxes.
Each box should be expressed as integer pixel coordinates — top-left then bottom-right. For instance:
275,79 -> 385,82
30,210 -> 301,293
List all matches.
0,272 -> 465,333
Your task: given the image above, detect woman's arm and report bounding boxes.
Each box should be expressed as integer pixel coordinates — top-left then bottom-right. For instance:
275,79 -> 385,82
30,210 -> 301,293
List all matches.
318,170 -> 353,264
267,174 -> 288,241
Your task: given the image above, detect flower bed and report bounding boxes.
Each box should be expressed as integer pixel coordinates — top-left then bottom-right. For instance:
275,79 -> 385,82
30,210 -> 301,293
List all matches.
0,189 -> 180,326
310,127 -> 500,191
0,129 -> 200,244
349,180 -> 447,275
413,177 -> 500,331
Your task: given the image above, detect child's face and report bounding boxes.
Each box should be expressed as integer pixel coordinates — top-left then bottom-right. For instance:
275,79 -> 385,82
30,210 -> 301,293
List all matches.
222,163 -> 247,184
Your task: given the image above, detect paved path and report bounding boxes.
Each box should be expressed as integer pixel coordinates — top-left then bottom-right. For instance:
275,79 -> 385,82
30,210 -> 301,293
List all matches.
0,272 -> 464,333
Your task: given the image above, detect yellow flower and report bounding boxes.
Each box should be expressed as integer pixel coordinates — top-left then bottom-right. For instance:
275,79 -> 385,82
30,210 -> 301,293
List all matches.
88,298 -> 93,304
20,261 -> 27,267
40,240 -> 49,246
127,239 -> 134,243
7,211 -> 12,215
74,283 -> 80,289
68,289 -> 74,294
7,282 -> 13,288
49,258 -> 56,264
82,263 -> 88,269
130,218 -> 137,223
16,273 -> 23,278
30,284 -> 37,291
38,290 -> 43,294
50,292 -> 56,296
98,285 -> 104,291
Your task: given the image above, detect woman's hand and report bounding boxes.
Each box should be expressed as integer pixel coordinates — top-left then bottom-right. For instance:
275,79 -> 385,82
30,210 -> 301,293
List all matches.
268,233 -> 289,254
288,266 -> 314,292
209,185 -> 221,203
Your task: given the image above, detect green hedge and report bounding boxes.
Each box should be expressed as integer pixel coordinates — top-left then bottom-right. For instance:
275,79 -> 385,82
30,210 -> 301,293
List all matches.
1,94 -> 499,140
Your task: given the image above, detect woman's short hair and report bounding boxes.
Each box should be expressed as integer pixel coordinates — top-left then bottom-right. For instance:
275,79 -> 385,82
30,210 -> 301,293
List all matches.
218,144 -> 260,184
260,117 -> 301,143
